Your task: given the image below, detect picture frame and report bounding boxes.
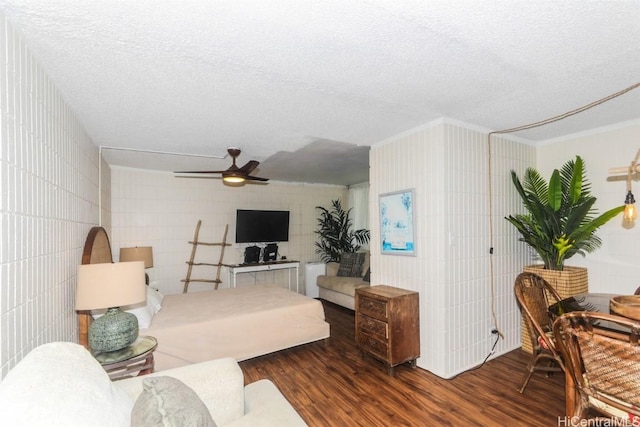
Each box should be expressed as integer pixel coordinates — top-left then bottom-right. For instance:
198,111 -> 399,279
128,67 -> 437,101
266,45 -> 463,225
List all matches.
379,189 -> 415,256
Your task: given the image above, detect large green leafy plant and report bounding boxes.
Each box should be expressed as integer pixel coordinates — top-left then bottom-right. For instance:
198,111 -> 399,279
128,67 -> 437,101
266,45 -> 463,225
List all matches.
505,156 -> 623,271
315,199 -> 370,263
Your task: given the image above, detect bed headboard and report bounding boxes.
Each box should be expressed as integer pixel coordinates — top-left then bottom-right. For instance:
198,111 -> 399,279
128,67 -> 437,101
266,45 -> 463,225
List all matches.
78,226 -> 114,349
82,226 -> 113,265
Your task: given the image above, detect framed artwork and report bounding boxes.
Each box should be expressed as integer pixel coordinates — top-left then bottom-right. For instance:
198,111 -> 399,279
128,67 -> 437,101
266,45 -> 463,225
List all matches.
379,189 -> 415,256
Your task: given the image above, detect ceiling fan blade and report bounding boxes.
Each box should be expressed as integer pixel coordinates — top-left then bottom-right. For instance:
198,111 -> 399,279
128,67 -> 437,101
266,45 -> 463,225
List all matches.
174,170 -> 227,174
245,175 -> 269,182
174,175 -> 222,180
239,160 -> 259,174
174,149 -> 269,184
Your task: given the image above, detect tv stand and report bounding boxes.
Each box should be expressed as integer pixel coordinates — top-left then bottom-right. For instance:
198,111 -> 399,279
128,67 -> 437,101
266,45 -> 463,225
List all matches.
227,260 -> 300,292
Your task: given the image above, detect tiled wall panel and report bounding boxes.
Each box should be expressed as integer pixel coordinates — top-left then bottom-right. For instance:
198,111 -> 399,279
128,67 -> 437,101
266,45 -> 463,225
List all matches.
370,120 -> 535,378
0,11 -> 102,379
110,167 -> 347,295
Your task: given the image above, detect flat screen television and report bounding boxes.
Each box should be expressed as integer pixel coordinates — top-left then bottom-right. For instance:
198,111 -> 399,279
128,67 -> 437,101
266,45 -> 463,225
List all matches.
235,209 -> 290,243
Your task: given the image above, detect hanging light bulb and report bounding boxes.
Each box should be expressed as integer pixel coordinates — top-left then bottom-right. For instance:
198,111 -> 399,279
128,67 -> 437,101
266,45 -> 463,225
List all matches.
624,190 -> 637,222
610,148 -> 640,226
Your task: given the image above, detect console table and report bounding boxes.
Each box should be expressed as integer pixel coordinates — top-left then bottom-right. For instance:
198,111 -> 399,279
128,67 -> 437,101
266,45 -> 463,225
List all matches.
227,261 -> 300,292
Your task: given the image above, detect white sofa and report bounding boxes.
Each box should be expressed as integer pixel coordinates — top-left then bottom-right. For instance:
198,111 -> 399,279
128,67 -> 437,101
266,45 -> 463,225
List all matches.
0,342 -> 307,427
317,252 -> 370,310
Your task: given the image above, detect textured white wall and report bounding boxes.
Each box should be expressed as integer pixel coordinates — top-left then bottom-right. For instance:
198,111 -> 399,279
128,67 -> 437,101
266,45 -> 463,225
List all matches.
0,11 -> 105,379
537,121 -> 640,294
110,167 -> 347,295
369,120 -> 535,378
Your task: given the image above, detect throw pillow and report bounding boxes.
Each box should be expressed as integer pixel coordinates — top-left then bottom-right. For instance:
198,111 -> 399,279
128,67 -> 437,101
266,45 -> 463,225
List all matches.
131,376 -> 217,427
337,252 -> 365,277
362,267 -> 370,282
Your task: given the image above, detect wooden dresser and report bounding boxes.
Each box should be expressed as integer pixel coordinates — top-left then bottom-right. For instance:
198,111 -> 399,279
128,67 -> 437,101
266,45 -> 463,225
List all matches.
355,285 -> 420,375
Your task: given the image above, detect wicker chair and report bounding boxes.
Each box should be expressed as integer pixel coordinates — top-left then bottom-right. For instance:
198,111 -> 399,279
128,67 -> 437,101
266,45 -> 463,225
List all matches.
553,311 -> 640,421
514,272 -> 565,393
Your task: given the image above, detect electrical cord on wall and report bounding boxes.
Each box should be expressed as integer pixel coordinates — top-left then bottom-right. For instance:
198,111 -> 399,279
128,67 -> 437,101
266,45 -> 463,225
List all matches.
485,81 -> 640,341
449,332 -> 500,380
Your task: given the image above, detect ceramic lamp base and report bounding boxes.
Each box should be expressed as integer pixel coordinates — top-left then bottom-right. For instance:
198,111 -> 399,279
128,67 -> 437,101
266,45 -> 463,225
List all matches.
89,307 -> 139,352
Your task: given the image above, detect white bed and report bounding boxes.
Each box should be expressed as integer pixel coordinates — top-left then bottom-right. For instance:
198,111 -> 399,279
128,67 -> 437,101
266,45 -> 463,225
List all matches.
143,284 -> 329,370
78,227 -> 330,371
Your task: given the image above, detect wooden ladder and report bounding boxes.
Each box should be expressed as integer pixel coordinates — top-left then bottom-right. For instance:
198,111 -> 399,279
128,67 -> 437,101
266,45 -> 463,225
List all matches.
181,220 -> 231,293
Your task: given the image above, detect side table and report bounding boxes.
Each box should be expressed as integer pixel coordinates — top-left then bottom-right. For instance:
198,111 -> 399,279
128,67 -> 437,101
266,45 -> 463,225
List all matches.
93,335 -> 158,381
355,285 -> 420,376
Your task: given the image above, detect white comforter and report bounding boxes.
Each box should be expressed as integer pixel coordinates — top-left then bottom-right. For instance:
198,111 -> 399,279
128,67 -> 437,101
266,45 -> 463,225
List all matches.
141,284 -> 330,371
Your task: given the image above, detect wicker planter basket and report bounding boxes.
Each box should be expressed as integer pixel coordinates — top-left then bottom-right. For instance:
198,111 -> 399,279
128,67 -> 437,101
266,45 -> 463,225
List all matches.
520,265 -> 588,353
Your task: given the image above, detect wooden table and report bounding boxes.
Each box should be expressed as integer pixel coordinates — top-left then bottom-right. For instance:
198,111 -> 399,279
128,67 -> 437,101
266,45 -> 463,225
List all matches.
94,335 -> 157,381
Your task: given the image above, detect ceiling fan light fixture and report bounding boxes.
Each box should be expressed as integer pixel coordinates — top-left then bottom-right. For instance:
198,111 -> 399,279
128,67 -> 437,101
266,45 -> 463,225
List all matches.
222,172 -> 245,184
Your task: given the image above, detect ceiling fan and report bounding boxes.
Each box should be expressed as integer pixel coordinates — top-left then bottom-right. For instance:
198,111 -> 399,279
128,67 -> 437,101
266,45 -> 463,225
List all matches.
174,147 -> 269,184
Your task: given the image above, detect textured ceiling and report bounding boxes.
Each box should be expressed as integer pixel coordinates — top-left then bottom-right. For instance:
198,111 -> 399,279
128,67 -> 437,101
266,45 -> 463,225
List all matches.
1,0 -> 639,185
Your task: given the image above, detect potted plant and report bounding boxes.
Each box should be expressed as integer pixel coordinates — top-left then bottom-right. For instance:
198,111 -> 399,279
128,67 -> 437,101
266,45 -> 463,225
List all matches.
506,155 -> 623,352
506,155 -> 623,272
315,199 -> 370,263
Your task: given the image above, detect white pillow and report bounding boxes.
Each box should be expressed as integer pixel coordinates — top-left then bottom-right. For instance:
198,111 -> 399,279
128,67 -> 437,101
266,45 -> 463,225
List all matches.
146,287 -> 164,314
93,287 -> 164,329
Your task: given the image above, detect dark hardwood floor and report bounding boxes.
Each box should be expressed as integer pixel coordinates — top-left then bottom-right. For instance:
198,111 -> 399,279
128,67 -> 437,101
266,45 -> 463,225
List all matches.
239,300 -> 566,426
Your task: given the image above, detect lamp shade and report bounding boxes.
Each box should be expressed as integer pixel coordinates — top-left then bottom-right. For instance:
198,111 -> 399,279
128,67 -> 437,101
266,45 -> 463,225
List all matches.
119,246 -> 154,268
76,261 -> 146,310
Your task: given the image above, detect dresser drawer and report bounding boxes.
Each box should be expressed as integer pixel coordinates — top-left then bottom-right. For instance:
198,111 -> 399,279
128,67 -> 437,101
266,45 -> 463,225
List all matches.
357,314 -> 388,339
357,331 -> 389,360
357,296 -> 388,321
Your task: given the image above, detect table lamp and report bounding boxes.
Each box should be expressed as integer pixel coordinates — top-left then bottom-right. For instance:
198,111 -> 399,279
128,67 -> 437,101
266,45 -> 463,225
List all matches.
76,261 -> 146,352
119,246 -> 154,285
